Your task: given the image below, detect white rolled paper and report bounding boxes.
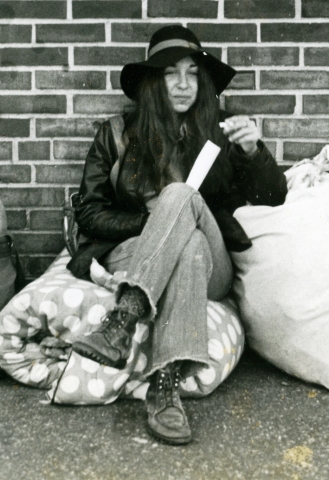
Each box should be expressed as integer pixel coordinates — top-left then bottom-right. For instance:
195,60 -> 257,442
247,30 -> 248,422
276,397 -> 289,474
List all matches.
185,140 -> 221,190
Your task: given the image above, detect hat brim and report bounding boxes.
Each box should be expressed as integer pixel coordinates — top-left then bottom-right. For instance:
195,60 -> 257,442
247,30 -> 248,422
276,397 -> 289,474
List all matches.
120,47 -> 236,100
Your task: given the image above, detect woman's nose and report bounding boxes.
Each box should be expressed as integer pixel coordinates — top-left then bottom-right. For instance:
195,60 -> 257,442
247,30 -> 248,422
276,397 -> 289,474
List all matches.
177,72 -> 188,89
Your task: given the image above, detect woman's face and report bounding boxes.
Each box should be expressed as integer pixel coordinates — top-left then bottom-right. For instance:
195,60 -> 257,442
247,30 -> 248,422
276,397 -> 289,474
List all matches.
164,56 -> 198,113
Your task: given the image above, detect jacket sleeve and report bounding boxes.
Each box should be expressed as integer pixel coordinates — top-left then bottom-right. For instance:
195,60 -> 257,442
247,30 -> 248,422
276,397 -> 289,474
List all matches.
228,140 -> 288,207
75,121 -> 146,242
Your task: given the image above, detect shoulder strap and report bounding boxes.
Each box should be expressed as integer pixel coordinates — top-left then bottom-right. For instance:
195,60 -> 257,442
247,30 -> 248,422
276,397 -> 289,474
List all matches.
109,115 -> 126,192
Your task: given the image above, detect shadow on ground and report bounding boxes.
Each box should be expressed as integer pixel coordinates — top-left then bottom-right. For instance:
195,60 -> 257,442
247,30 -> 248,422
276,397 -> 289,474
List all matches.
1,347 -> 328,480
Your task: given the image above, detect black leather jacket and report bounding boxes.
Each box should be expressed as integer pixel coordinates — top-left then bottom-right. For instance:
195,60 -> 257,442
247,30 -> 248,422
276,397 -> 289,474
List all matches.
67,114 -> 287,278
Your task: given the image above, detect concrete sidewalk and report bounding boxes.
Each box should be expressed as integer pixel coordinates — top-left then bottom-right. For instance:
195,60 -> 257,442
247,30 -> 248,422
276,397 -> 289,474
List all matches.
1,348 -> 328,480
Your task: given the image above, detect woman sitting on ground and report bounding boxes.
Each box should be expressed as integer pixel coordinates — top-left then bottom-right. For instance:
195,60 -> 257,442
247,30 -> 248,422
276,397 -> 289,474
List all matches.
68,25 -> 287,445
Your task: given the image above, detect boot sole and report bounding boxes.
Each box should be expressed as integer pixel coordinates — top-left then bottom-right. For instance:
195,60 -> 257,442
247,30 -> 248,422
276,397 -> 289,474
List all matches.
147,424 -> 192,445
73,342 -> 126,369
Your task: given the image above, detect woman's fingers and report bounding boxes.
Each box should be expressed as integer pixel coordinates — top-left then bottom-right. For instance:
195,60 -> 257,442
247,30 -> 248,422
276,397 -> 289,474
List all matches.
220,115 -> 259,156
228,126 -> 257,144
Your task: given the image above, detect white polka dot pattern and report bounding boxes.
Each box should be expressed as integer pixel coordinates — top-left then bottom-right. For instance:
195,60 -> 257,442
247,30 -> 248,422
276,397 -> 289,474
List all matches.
0,249 -> 244,405
30,363 -> 49,383
221,363 -> 231,382
133,323 -> 149,344
3,315 -> 21,334
113,373 -> 130,391
88,379 -> 105,398
197,366 -> 216,386
222,332 -> 231,355
60,375 -> 80,393
81,358 -> 99,374
13,368 -> 30,383
181,376 -> 198,392
63,315 -> 81,333
87,304 -> 106,325
39,301 -> 58,319
208,338 -> 224,361
4,352 -> 25,363
227,324 -> 237,345
27,316 -> 41,330
13,294 -> 30,312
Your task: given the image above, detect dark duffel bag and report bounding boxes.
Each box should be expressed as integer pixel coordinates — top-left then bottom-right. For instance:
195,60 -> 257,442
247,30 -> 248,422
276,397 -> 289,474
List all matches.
0,200 -> 25,310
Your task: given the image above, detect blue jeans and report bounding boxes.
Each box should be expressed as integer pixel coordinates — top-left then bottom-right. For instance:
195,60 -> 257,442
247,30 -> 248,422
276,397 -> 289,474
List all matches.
103,183 -> 233,376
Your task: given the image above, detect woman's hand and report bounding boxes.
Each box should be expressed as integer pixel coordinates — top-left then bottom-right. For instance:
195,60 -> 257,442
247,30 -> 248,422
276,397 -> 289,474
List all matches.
220,115 -> 259,157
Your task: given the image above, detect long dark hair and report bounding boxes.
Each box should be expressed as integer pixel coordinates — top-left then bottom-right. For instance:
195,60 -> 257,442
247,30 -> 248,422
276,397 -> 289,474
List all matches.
123,54 -> 232,196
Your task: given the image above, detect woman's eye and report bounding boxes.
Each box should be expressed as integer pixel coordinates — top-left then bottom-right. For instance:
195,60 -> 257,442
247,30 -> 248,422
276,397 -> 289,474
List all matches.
164,69 -> 176,76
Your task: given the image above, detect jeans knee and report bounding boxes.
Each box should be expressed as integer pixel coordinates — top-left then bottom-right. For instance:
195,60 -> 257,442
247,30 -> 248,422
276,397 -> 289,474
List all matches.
160,182 -> 198,202
183,230 -> 212,272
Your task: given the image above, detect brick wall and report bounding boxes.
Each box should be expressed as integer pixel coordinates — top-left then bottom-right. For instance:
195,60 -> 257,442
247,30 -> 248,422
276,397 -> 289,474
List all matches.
0,0 -> 328,278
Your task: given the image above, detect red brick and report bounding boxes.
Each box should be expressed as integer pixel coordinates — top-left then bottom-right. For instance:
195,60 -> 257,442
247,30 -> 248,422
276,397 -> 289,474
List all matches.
13,233 -> 64,254
225,0 -> 294,18
1,188 -> 64,207
36,118 -> 100,138
22,255 -> 56,278
36,24 -> 105,43
0,72 -> 31,90
74,47 -> 145,66
73,95 -> 131,114
54,141 -> 90,160
35,165 -> 83,185
30,210 -> 63,231
148,1 -> 218,18
112,22 -> 178,42
227,71 -> 255,90
225,95 -> 295,114
302,0 -> 329,17
0,165 -> 31,184
110,71 -> 122,90
73,1 -> 142,19
263,119 -> 329,138
303,95 -> 329,114
283,142 -> 327,161
261,23 -> 329,42
305,48 -> 329,66
19,141 -> 50,161
0,48 -> 68,66
0,2 -> 66,19
0,25 -> 31,43
228,47 -> 299,66
0,95 -> 66,114
188,23 -> 257,43
69,187 -> 79,199
261,71 -> 329,89
36,71 -> 106,90
0,142 -> 12,160
0,119 -> 29,137
263,141 -> 277,159
6,210 -> 27,230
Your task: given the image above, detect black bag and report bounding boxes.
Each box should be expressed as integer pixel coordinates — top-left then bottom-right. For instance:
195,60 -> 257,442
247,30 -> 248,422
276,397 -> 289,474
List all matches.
0,234 -> 26,303
63,192 -> 80,257
0,198 -> 26,310
63,115 -> 126,258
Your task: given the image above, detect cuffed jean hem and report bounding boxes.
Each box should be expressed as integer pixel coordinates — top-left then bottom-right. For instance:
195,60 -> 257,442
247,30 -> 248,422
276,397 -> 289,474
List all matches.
115,279 -> 157,320
145,356 -> 211,379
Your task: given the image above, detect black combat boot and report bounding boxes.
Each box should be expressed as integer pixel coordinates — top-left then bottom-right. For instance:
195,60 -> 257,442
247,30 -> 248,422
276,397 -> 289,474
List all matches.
73,286 -> 148,368
146,363 -> 192,445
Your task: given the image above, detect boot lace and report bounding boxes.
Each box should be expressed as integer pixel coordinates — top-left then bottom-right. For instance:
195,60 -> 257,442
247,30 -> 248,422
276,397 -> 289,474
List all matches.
158,367 -> 182,407
98,310 -> 127,339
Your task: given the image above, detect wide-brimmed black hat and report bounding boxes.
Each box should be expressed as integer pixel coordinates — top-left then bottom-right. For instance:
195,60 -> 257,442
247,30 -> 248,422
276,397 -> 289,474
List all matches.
120,25 -> 236,100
